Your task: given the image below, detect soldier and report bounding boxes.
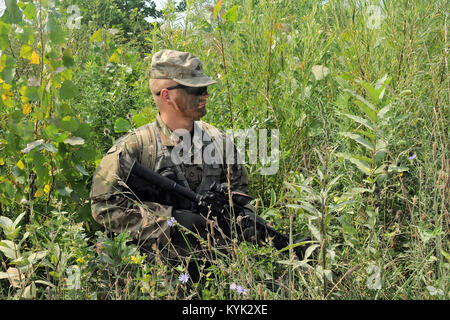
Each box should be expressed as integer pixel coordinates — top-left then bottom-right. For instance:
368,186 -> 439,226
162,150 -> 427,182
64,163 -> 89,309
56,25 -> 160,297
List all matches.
90,49 -> 261,281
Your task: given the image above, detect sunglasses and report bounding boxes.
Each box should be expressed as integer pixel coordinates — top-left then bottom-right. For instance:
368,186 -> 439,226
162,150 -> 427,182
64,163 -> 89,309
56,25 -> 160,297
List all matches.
156,84 -> 208,96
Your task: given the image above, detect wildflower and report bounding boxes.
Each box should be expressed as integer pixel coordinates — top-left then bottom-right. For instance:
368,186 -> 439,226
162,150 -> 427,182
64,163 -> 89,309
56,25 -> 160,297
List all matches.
167,217 -> 176,227
179,272 -> 189,284
130,255 -> 140,264
230,282 -> 248,295
236,285 -> 248,295
22,103 -> 32,115
76,257 -> 85,264
408,154 -> 416,160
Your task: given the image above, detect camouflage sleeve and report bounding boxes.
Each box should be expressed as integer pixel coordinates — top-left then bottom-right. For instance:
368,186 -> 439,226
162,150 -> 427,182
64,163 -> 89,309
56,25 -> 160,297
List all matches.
90,132 -> 172,246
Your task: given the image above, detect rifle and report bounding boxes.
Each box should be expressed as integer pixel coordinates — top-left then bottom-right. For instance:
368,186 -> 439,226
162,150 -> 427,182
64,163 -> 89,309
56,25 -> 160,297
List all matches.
129,161 -> 309,260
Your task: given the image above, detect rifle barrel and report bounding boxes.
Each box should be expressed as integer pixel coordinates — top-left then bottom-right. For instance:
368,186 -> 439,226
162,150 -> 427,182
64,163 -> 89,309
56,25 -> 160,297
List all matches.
130,161 -> 201,203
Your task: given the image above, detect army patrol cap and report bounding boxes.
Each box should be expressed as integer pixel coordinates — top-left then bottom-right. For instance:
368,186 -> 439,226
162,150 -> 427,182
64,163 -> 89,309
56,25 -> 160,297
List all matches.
150,49 -> 217,87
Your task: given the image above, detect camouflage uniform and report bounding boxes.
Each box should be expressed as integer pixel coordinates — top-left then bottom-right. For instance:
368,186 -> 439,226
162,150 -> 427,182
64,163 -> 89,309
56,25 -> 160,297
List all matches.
90,113 -> 249,252
91,49 -> 252,266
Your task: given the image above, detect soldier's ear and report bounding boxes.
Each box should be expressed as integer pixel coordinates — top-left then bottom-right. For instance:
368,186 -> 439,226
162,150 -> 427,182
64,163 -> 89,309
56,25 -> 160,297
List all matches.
160,88 -> 170,101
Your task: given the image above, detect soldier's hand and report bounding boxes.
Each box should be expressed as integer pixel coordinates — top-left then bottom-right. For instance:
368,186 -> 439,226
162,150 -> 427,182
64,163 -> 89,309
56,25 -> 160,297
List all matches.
242,226 -> 266,245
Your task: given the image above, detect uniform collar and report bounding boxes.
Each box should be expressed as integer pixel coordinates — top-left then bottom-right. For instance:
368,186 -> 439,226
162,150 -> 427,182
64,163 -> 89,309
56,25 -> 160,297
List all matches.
155,113 -> 177,146
156,113 -> 204,147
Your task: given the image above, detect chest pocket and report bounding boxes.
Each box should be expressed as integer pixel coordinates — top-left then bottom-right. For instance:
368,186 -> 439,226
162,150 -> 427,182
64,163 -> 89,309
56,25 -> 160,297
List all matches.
181,164 -> 203,191
196,164 -> 223,194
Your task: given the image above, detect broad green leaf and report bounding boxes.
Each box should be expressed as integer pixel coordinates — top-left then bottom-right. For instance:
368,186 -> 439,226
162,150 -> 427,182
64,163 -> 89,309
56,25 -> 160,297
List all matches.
21,250 -> 48,265
59,80 -> 79,99
21,282 -> 37,299
34,280 -> 56,288
329,200 -> 355,213
354,99 -> 377,123
377,87 -> 386,101
375,74 -> 392,89
290,183 -> 320,201
377,103 -> 392,119
326,174 -> 343,194
387,165 -> 409,173
376,173 -> 387,185
5,267 -> 22,288
25,86 -> 39,101
47,14 -> 65,44
344,89 -> 377,122
90,29 -> 103,42
42,143 -> 57,153
59,116 -> 80,132
374,165 -> 387,175
336,152 -> 372,175
20,44 -> 33,60
356,129 -> 376,141
308,222 -> 322,241
3,0 -> 22,24
32,151 -> 49,182
279,240 -> 314,254
114,117 -> 131,133
339,132 -> 374,151
0,272 -> 11,280
56,185 -> 73,197
343,113 -> 374,131
43,124 -> 59,139
357,80 -> 380,105
374,150 -> 386,162
0,67 -> 15,84
13,212 -> 26,228
0,240 -> 19,259
132,113 -> 149,128
62,49 -> 75,68
224,5 -> 238,23
300,201 -> 320,217
303,244 -> 320,260
22,2 -> 36,20
0,216 -> 13,229
74,164 -> 88,176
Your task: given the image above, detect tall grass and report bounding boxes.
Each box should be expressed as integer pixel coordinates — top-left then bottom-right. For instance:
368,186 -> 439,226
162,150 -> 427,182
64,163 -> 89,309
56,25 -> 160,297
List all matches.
0,0 -> 447,299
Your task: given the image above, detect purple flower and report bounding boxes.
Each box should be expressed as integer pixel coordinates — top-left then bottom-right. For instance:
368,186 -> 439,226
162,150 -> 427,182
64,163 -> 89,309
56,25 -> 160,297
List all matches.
230,282 -> 248,294
167,217 -> 176,227
179,272 -> 189,284
408,154 -> 416,160
236,286 -> 248,294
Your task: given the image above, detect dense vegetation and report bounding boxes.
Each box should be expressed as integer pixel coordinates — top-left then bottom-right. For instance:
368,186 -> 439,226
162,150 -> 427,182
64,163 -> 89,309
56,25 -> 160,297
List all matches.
0,0 -> 448,300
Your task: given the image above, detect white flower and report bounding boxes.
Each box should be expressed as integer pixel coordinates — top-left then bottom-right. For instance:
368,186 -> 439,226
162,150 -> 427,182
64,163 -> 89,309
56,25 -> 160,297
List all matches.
179,272 -> 189,284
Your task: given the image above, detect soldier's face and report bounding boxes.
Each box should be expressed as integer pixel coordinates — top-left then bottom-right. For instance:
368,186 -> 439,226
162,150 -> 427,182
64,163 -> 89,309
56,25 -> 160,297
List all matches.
174,88 -> 209,121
